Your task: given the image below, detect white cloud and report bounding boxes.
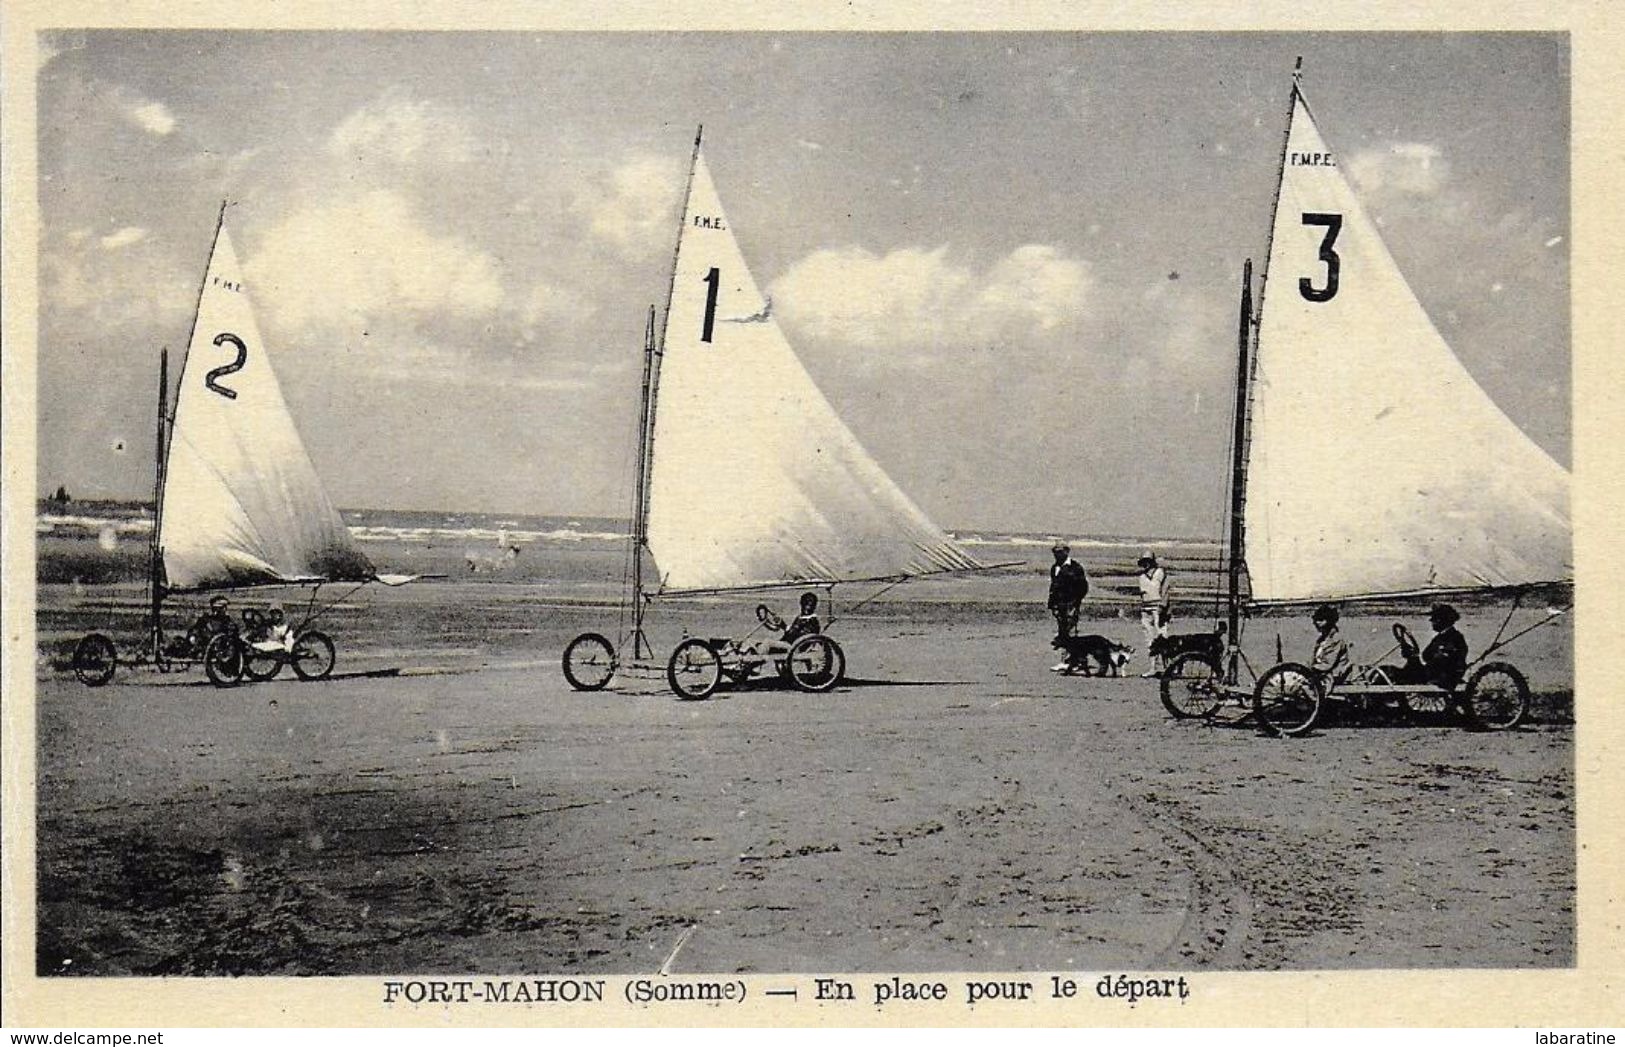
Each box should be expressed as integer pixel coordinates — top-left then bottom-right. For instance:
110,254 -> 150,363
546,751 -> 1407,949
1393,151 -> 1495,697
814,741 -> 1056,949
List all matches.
247,189 -> 503,333
328,91 -> 475,166
99,226 -> 148,250
130,101 -> 176,136
1347,142 -> 1450,198
772,243 -> 1092,353
587,154 -> 682,254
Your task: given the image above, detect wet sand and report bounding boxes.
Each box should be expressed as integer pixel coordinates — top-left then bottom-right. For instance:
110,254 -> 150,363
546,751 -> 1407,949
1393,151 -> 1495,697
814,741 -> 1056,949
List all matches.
32,588 -> 1574,975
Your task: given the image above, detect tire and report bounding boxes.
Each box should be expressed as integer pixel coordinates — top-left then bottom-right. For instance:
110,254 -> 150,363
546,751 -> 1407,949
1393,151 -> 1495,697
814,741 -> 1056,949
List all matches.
1253,662 -> 1322,737
666,638 -> 721,700
785,635 -> 845,693
291,630 -> 336,681
1460,662 -> 1530,731
562,632 -> 617,691
1159,653 -> 1222,719
72,633 -> 118,687
1400,688 -> 1450,716
204,635 -> 244,688
244,646 -> 284,682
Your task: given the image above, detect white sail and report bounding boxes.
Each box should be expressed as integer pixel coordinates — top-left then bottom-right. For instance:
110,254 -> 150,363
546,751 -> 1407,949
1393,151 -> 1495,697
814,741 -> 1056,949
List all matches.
1244,92 -> 1571,603
645,149 -> 981,592
159,223 -> 373,591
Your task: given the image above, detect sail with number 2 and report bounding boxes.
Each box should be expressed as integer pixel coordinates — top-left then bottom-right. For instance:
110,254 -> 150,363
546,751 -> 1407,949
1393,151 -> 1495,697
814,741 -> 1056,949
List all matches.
158,219 -> 376,592
1242,82 -> 1571,604
644,146 -> 982,593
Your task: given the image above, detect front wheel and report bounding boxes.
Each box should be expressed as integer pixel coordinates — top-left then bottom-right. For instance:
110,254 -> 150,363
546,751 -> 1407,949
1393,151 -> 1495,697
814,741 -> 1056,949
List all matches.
562,632 -> 617,691
72,633 -> 118,687
667,638 -> 721,700
1160,653 -> 1222,719
1253,662 -> 1322,737
291,630 -> 336,681
786,635 -> 845,693
244,645 -> 284,682
203,635 -> 244,688
1460,662 -> 1530,730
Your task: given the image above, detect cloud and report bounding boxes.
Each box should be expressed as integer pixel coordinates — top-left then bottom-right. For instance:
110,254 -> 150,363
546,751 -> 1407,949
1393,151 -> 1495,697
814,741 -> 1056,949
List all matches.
99,226 -> 148,250
1347,142 -> 1450,199
327,91 -> 475,167
771,243 -> 1092,353
129,101 -> 176,136
247,189 -> 503,334
586,154 -> 683,254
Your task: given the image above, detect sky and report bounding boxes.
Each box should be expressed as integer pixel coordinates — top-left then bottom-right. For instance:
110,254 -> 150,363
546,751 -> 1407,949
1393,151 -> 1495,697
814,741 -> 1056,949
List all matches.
34,31 -> 1570,537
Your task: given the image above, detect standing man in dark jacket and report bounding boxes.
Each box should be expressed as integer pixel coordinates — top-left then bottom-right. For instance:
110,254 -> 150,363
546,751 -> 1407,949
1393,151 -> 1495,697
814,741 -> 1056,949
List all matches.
1047,543 -> 1090,655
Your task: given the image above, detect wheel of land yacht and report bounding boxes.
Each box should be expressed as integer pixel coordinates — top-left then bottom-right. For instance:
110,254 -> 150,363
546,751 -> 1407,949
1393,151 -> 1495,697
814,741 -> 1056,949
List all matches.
72,633 -> 118,687
786,635 -> 845,693
1460,662 -> 1530,731
562,632 -> 617,691
203,634 -> 244,688
244,645 -> 283,682
1159,652 -> 1223,719
291,630 -> 336,681
667,638 -> 722,700
1252,662 -> 1323,737
1400,686 -> 1450,716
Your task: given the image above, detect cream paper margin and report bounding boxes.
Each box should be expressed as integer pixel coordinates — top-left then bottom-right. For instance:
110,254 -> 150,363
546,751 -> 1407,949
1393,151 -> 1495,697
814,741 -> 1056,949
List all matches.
1,0 -> 1620,1029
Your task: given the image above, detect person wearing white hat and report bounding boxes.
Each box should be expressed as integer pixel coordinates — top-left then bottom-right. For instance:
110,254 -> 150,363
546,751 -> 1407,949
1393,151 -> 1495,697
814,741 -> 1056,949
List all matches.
1137,550 -> 1172,676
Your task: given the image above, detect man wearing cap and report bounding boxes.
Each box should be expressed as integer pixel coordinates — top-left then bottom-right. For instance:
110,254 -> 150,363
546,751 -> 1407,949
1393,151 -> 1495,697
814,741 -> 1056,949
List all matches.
1386,603 -> 1469,691
1047,543 -> 1090,651
187,595 -> 236,655
1138,551 -> 1172,675
1309,604 -> 1351,684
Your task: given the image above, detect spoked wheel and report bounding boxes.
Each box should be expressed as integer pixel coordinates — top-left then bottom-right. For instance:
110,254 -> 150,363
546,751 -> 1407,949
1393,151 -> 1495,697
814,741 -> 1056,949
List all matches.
667,638 -> 721,700
72,633 -> 118,687
1159,653 -> 1223,719
1253,662 -> 1323,737
1400,687 -> 1450,716
203,635 -> 245,688
291,630 -> 336,681
562,632 -> 617,691
244,646 -> 284,682
786,635 -> 845,693
1460,662 -> 1530,731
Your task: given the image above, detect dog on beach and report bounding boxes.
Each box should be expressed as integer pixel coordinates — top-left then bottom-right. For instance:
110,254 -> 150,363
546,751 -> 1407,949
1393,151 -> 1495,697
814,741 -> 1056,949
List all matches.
1147,622 -> 1227,667
1051,634 -> 1135,676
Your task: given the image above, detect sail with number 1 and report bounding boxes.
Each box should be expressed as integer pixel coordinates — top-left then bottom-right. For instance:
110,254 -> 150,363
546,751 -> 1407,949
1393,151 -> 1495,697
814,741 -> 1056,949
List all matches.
1240,71 -> 1571,606
646,146 -> 983,594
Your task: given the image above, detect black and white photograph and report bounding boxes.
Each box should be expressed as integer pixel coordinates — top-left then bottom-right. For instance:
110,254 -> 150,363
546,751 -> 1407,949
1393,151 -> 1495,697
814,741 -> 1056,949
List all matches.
2,4 -> 1619,1032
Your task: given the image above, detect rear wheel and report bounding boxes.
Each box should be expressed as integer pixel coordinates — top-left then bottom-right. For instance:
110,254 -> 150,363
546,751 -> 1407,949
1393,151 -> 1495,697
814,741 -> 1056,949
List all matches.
203,635 -> 244,688
1460,662 -> 1529,730
562,632 -> 616,691
1253,662 -> 1322,737
72,633 -> 118,687
291,630 -> 336,681
1159,653 -> 1222,719
786,635 -> 845,693
667,638 -> 721,700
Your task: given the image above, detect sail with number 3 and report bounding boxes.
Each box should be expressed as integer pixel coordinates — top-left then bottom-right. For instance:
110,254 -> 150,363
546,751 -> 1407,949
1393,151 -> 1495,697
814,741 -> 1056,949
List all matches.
1240,74 -> 1571,604
158,215 -> 376,592
644,143 -> 983,593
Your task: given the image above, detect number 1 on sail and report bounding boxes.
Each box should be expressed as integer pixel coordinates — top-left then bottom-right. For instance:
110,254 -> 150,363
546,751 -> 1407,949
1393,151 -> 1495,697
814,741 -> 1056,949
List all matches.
700,266 -> 719,343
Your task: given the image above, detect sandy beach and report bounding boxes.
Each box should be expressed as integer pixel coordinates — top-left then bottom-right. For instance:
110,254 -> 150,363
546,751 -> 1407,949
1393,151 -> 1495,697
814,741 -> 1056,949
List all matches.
32,581 -> 1574,976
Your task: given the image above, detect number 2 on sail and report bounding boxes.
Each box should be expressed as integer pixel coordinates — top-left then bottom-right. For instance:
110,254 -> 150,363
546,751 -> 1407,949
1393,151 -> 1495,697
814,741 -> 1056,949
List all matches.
1299,212 -> 1342,302
206,332 -> 247,400
700,267 -> 719,343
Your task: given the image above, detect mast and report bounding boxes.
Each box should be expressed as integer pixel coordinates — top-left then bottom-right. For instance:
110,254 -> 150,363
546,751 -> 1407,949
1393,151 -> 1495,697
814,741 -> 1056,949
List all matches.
630,125 -> 704,650
148,348 -> 169,651
628,306 -> 657,660
1225,259 -> 1253,651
